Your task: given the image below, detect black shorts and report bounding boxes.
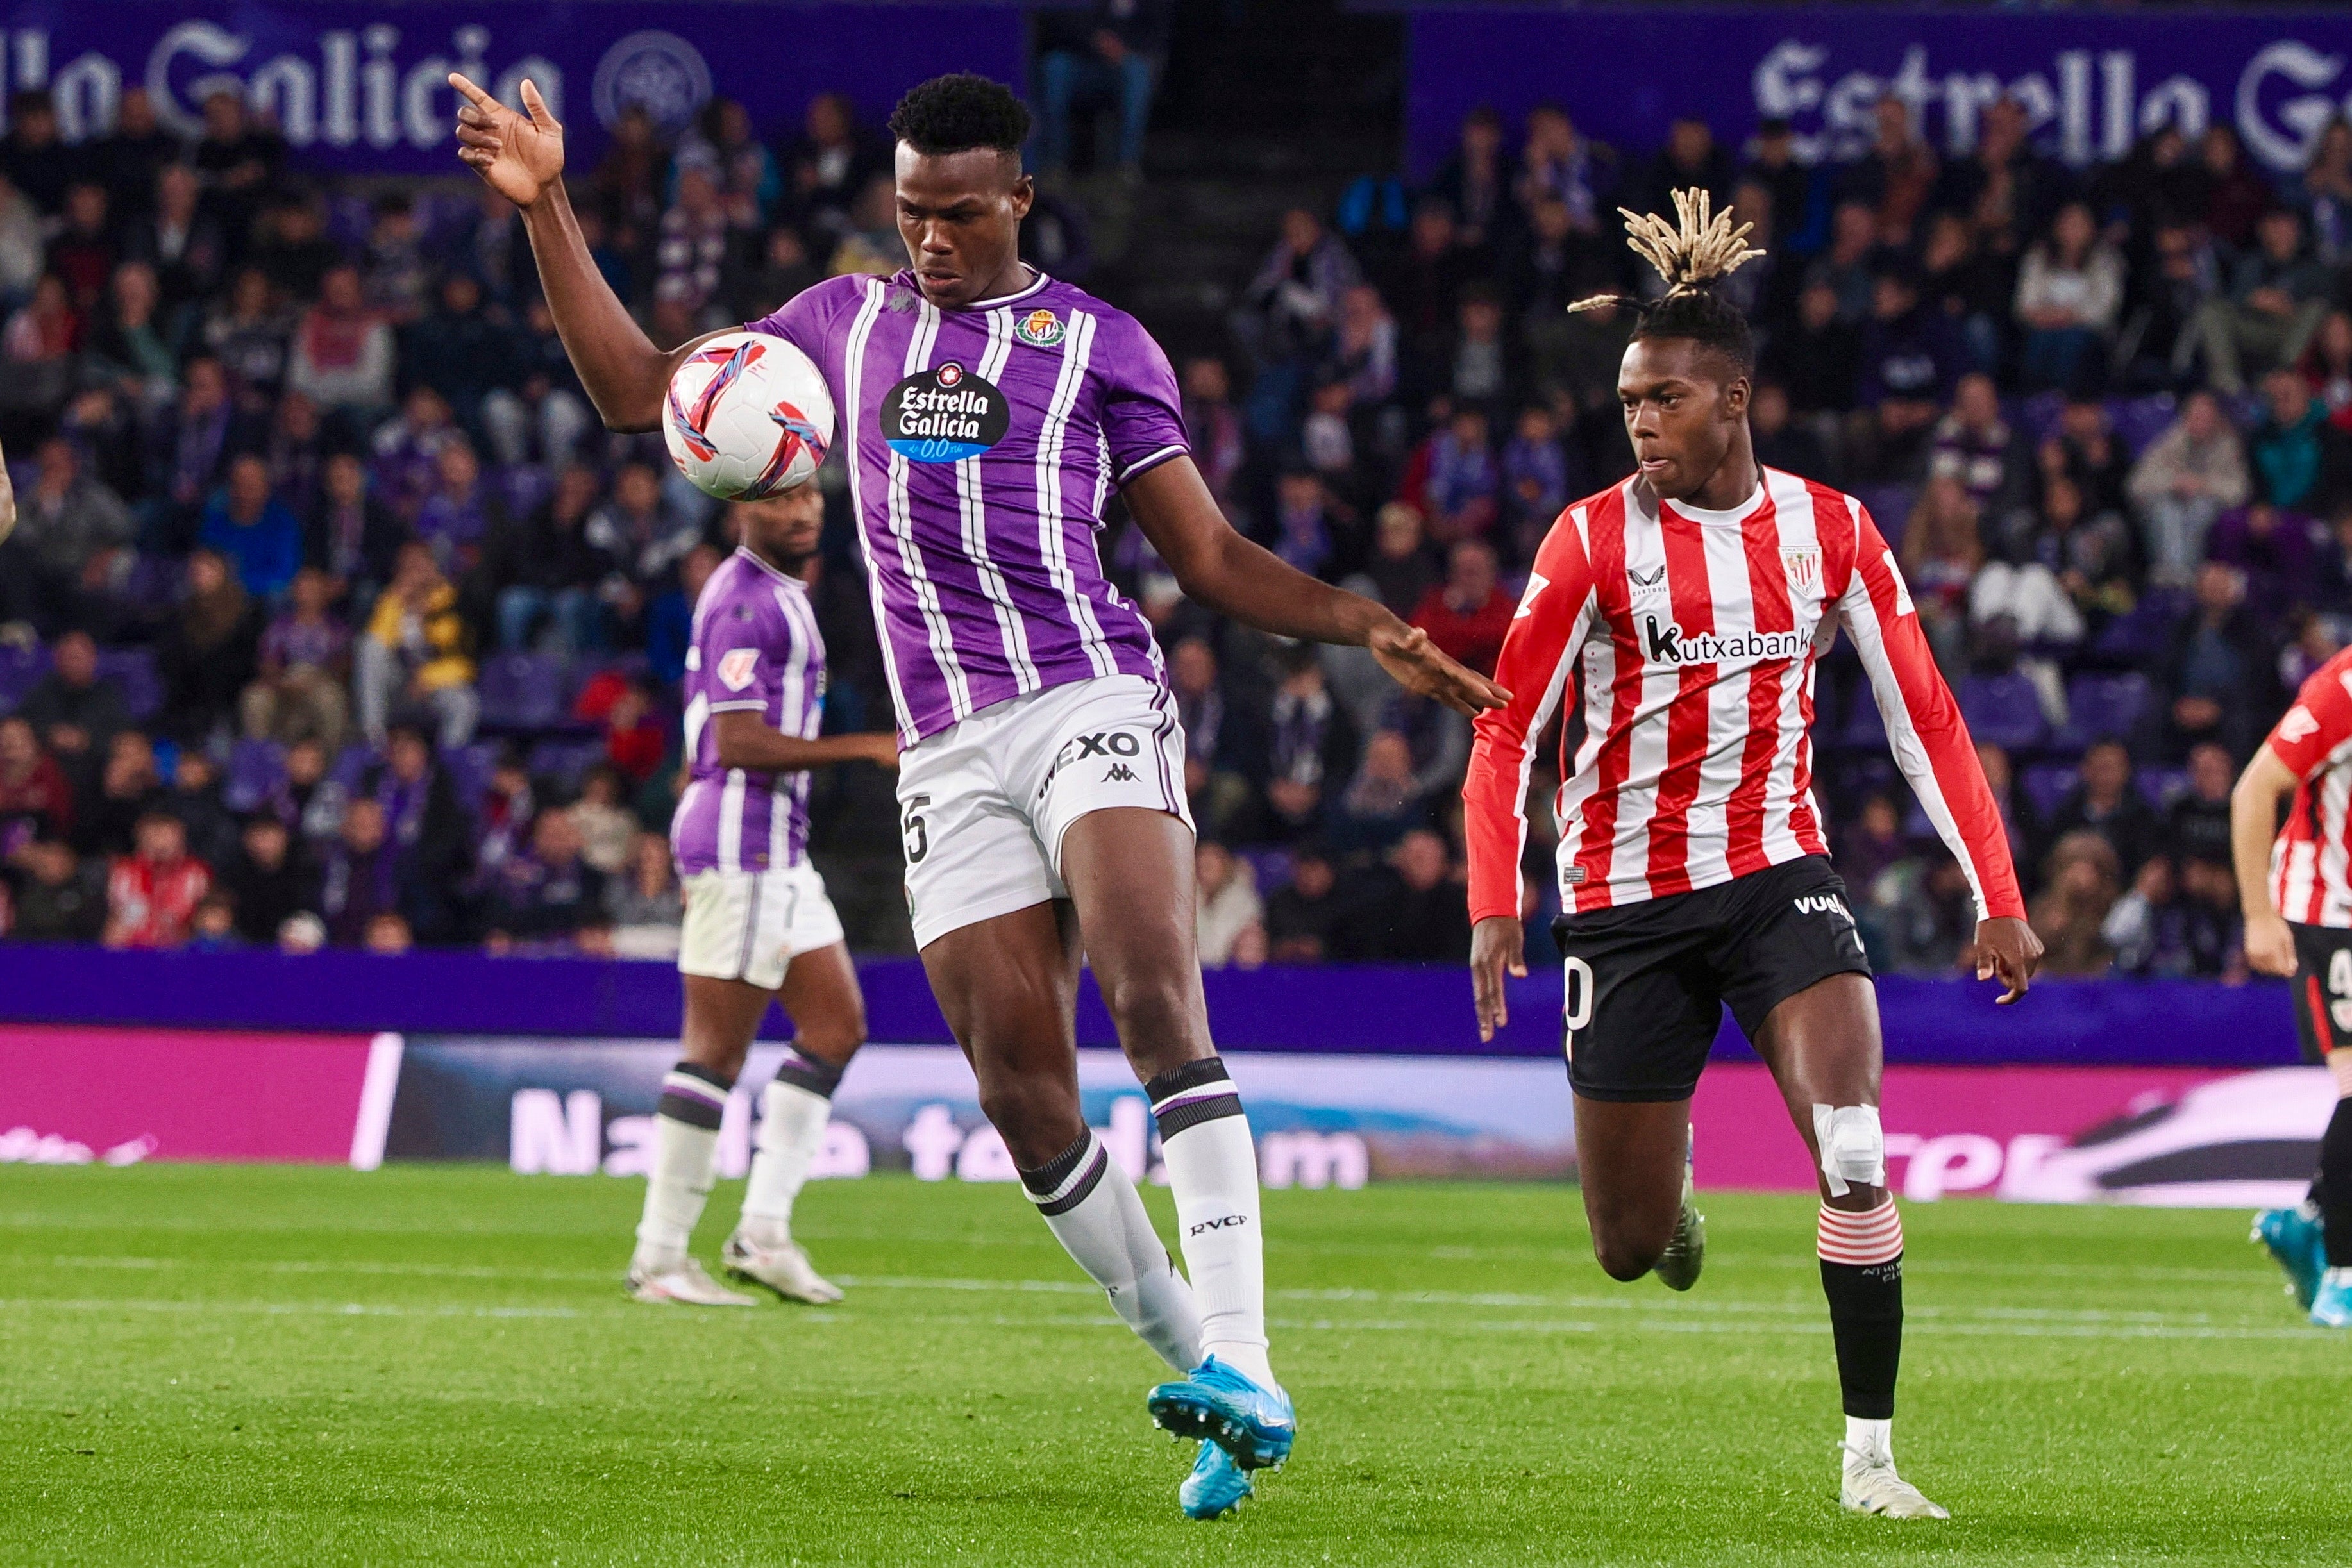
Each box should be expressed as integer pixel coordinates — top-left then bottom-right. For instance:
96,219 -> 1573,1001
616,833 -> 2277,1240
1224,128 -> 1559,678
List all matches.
2290,922 -> 2352,1062
1552,855 -> 1872,1103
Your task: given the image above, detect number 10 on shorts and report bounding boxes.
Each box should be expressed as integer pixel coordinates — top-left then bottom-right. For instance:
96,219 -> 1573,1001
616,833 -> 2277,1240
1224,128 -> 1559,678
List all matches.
1561,955 -> 1595,1060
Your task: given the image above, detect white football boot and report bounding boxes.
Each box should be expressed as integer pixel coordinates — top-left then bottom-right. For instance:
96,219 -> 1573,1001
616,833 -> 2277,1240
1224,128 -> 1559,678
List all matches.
723,1231 -> 844,1304
1839,1441 -> 1950,1519
627,1255 -> 757,1306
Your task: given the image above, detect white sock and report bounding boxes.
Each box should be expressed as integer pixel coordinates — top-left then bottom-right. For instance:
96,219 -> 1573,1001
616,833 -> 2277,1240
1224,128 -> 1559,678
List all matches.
1021,1130 -> 1204,1373
740,1079 -> 831,1244
1150,1058 -> 1273,1389
1844,1415 -> 1894,1467
633,1113 -> 720,1271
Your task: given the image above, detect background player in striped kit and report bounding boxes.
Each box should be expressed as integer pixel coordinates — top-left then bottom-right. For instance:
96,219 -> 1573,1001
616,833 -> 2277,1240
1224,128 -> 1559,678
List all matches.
450,71 -> 1502,1517
628,483 -> 898,1308
2233,648 -> 2352,1328
1462,193 -> 2042,1519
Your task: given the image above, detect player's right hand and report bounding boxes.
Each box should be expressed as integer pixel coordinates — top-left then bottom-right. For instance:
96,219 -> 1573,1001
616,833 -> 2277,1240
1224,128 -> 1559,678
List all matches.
2245,910 -> 2297,978
1470,915 -> 1527,1043
449,74 -> 563,210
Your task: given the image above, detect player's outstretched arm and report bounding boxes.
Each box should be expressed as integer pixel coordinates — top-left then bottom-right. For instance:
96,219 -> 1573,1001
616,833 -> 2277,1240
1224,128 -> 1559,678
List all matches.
1123,456 -> 1508,717
713,712 -> 898,774
448,73 -> 711,433
2233,744 -> 2301,977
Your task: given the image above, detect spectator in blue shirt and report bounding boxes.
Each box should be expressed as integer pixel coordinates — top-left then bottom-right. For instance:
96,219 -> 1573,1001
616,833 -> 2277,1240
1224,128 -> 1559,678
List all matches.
198,452 -> 301,600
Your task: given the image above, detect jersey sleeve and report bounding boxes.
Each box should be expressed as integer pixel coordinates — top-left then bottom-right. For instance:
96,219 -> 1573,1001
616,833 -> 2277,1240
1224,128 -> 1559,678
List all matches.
697,593 -> 789,716
1834,500 -> 2026,922
1461,510 -> 1598,925
1096,313 -> 1191,487
2265,658 -> 2352,779
743,276 -> 858,365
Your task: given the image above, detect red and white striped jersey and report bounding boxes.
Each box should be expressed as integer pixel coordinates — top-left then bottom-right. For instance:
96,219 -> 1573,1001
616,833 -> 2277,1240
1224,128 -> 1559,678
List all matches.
1463,467 -> 2026,925
2263,646 -> 2352,927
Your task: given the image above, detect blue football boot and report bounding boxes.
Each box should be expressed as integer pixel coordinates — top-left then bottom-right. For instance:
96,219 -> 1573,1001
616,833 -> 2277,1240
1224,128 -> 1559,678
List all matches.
1147,1355 -> 1295,1471
1179,1439 -> 1252,1520
2313,1268 -> 2352,1328
2253,1206 -> 2327,1310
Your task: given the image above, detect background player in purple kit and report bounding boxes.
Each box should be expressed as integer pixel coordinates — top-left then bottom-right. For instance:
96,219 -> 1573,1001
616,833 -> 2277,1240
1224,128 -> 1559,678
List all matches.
450,69 -> 1503,1517
628,483 -> 898,1309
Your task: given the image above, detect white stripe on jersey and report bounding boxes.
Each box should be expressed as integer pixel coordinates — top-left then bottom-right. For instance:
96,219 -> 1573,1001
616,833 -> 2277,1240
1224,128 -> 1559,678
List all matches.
889,302 -> 973,720
2321,767 -> 2352,926
718,768 -> 747,875
1681,513 -> 1758,891
1035,310 -> 1117,679
842,282 -> 916,739
1758,471 -> 1824,860
1554,505 -> 1609,889
1610,502 -> 1677,894
771,583 -> 812,873
955,306 -> 1041,692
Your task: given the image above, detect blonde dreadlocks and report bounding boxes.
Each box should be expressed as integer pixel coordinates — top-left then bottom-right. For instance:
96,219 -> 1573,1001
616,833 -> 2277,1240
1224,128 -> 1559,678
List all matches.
1565,186 -> 1767,372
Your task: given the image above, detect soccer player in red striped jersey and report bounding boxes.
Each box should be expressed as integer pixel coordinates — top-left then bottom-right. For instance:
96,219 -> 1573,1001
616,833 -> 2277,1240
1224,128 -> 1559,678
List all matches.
1462,193 -> 2042,1519
2232,646 -> 2352,1328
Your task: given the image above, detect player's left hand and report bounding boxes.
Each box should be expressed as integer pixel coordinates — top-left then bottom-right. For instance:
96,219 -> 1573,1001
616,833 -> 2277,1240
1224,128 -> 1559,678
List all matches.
1973,915 -> 2042,1005
1368,621 -> 1509,718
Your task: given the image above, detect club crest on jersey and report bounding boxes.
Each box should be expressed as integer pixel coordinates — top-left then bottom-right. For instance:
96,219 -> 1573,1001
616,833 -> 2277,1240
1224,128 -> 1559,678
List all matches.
882,363 -> 1011,463
1014,308 -> 1065,348
717,649 -> 760,691
1781,546 -> 1820,594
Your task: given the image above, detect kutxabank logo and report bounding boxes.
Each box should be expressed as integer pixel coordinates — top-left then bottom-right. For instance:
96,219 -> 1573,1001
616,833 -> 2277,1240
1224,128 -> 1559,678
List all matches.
1640,615 -> 1807,666
882,363 -> 1010,463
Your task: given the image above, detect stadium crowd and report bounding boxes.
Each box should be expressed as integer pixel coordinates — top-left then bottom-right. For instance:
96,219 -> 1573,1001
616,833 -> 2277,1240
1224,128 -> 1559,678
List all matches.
0,72 -> 2348,982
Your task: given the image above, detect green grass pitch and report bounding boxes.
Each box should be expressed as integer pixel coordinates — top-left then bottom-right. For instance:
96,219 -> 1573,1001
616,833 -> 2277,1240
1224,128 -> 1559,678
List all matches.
3,1165 -> 2347,1565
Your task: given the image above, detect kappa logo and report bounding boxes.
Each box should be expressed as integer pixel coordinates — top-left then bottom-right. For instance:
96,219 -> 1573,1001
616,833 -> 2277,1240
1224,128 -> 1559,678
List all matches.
1102,763 -> 1140,783
1794,893 -> 1854,924
1014,308 -> 1065,348
1641,615 -> 1806,666
716,649 -> 760,691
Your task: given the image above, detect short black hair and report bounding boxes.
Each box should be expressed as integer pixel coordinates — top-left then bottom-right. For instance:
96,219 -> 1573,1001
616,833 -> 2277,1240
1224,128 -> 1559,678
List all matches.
1629,289 -> 1755,378
888,74 -> 1030,159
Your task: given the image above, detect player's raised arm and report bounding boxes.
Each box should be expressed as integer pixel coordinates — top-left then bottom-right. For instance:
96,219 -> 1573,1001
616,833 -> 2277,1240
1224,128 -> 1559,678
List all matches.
1833,501 -> 2039,1001
1461,510 -> 1594,1040
448,73 -> 712,433
1121,455 -> 1507,718
712,711 -> 899,774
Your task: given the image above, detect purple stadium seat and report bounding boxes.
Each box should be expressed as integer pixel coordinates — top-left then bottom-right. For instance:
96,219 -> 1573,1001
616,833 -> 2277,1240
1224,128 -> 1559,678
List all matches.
1238,847 -> 1293,895
1960,672 -> 2046,753
0,638 -> 48,714
2055,672 -> 2152,751
495,463 -> 553,519
1851,484 -> 1918,549
1838,681 -> 1887,749
225,740 -> 286,812
2113,394 -> 2178,456
2015,390 -> 2067,446
2022,763 -> 2078,822
122,555 -> 183,619
331,742 -> 378,790
439,742 -> 496,813
477,651 -> 567,730
2137,766 -> 2188,813
526,737 -> 603,788
2087,589 -> 2187,667
1806,671 -> 1840,739
96,647 -> 162,722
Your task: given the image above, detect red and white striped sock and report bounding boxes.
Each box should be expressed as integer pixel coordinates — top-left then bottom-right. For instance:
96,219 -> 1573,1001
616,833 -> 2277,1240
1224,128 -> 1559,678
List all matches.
1817,1199 -> 1904,1265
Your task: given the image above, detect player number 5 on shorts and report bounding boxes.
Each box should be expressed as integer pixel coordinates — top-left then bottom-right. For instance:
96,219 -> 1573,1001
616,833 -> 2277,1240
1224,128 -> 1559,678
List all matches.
900,794 -> 931,865
1561,955 -> 1594,1058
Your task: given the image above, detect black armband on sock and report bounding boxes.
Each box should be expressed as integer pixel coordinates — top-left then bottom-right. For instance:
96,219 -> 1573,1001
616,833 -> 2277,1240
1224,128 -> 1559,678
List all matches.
1820,1257 -> 1904,1421
1145,1056 -> 1243,1138
657,1061 -> 734,1131
773,1045 -> 846,1101
1018,1130 -> 1107,1215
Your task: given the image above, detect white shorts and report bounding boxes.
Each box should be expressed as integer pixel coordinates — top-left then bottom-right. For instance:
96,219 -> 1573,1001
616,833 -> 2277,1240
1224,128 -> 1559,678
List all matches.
898,674 -> 1192,950
676,862 -> 845,992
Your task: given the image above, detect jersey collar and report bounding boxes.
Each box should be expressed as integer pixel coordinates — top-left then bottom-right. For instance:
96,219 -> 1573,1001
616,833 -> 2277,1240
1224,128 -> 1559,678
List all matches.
896,265 -> 1052,312
1657,480 -> 1768,528
736,546 -> 809,590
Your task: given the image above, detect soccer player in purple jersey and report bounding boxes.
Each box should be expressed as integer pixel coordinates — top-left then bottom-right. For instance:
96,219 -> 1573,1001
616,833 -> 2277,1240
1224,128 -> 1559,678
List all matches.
628,483 -> 899,1309
451,69 -> 1503,1517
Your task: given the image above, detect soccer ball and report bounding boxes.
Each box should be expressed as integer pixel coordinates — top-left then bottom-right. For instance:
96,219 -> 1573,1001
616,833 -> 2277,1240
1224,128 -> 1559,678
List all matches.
662,332 -> 836,501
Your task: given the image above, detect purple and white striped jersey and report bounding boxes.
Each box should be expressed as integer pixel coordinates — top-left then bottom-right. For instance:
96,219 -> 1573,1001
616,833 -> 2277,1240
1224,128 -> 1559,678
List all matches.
745,269 -> 1188,746
671,548 -> 827,877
